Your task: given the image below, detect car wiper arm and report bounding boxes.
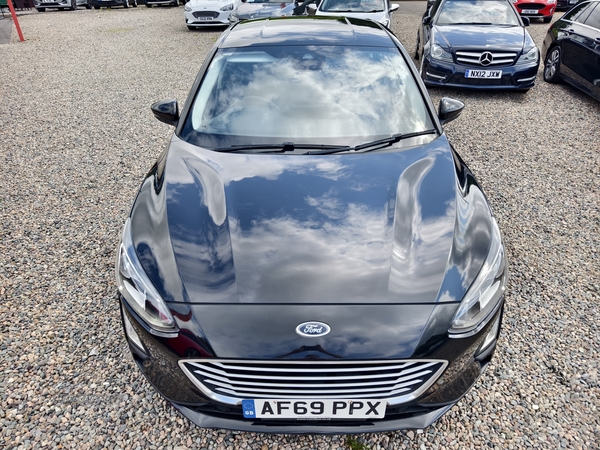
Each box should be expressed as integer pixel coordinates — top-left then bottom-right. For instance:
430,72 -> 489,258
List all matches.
449,22 -> 494,25
352,129 -> 438,153
303,130 -> 438,155
214,142 -> 353,154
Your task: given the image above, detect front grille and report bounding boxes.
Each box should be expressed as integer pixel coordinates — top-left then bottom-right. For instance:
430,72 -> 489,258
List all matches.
446,73 -> 514,86
192,11 -> 219,18
455,50 -> 517,67
519,3 -> 545,9
179,359 -> 447,406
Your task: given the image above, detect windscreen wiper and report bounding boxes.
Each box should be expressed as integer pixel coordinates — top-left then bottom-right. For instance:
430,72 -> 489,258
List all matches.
449,22 -> 494,25
214,142 -> 353,153
307,130 -> 438,155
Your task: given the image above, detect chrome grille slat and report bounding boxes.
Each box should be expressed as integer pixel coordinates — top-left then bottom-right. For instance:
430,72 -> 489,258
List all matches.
455,50 -> 518,67
180,359 -> 448,406
197,368 -> 433,390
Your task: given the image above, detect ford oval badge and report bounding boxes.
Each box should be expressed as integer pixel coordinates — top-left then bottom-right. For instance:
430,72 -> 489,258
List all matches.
296,321 -> 331,338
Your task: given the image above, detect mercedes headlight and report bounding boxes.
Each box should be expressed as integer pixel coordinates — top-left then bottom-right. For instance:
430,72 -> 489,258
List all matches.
516,47 -> 539,65
116,218 -> 177,336
449,218 -> 507,336
220,3 -> 233,10
430,44 -> 453,62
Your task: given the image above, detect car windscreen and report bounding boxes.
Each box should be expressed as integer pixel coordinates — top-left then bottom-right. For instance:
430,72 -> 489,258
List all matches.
436,0 -> 520,25
319,0 -> 385,12
181,45 -> 435,150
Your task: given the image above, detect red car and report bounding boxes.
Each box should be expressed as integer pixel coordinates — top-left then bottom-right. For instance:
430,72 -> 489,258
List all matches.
511,0 -> 556,22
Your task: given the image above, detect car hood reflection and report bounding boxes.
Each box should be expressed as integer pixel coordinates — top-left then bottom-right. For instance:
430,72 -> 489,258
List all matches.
158,135 -> 463,304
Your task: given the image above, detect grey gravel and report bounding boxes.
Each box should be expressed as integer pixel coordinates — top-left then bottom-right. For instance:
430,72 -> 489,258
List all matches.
1,4 -> 599,449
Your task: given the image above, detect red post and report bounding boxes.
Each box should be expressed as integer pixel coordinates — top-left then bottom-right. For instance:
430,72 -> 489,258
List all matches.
7,0 -> 25,42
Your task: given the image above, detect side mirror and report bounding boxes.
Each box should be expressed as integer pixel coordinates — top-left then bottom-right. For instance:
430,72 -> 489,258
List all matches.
151,99 -> 179,127
438,97 -> 464,125
521,16 -> 530,26
422,15 -> 431,25
389,3 -> 399,12
307,3 -> 317,12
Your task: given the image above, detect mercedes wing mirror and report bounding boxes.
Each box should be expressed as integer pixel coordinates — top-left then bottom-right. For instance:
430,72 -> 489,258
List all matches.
151,99 -> 179,127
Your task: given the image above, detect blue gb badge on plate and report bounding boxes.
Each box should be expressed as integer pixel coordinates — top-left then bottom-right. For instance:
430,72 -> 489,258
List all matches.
242,400 -> 256,419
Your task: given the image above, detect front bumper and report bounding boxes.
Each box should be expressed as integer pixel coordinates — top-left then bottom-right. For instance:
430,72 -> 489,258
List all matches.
515,4 -> 555,19
93,0 -> 127,6
185,10 -> 231,26
119,297 -> 504,433
422,56 -> 538,90
35,0 -> 71,7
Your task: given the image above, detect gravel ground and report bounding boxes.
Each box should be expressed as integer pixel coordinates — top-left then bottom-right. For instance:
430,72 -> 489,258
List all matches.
1,4 -> 599,449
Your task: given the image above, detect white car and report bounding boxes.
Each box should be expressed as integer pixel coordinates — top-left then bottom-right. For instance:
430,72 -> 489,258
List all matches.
308,0 -> 399,28
184,0 -> 243,29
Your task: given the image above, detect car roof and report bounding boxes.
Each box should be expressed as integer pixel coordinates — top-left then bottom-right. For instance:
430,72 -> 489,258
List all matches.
218,17 -> 397,48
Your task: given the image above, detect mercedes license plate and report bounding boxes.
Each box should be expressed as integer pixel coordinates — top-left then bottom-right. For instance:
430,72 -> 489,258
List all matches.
465,69 -> 502,79
241,399 -> 387,420
521,9 -> 537,13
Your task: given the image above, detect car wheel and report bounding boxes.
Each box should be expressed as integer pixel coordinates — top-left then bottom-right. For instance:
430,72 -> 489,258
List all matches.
132,0 -> 137,6
70,0 -> 77,10
85,0 -> 91,8
123,0 -> 129,7
543,46 -> 562,83
37,6 -> 45,11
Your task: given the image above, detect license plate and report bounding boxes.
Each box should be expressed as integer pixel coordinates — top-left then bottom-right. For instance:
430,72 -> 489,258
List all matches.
521,9 -> 538,13
202,17 -> 213,20
241,399 -> 387,420
465,69 -> 502,79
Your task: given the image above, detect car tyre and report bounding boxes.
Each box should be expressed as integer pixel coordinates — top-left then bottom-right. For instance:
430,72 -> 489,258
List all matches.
37,6 -> 45,11
70,0 -> 77,10
543,46 -> 562,83
123,0 -> 129,7
133,0 -> 137,6
85,0 -> 91,8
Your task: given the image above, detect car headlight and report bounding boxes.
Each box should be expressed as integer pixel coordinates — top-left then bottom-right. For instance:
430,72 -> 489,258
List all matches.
116,218 -> 178,336
430,44 -> 453,62
184,4 -> 192,10
516,46 -> 539,65
229,11 -> 239,22
449,218 -> 507,336
221,3 -> 233,10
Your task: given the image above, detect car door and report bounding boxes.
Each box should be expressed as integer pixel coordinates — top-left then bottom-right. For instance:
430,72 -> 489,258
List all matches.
579,3 -> 600,98
560,2 -> 600,93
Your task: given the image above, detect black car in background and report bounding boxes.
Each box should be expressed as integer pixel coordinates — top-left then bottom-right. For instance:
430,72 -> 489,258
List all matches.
416,0 -> 539,90
557,0 -> 582,10
116,16 -> 508,433
542,0 -> 600,101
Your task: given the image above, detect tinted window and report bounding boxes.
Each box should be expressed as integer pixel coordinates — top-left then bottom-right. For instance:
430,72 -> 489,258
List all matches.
436,0 -> 520,26
562,1 -> 596,22
182,46 -> 434,149
582,3 -> 600,28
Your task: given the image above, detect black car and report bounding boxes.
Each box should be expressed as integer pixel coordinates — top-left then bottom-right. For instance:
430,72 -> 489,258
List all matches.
542,0 -> 600,101
557,0 -> 582,11
416,0 -> 540,90
116,16 -> 508,433
92,0 -> 137,8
